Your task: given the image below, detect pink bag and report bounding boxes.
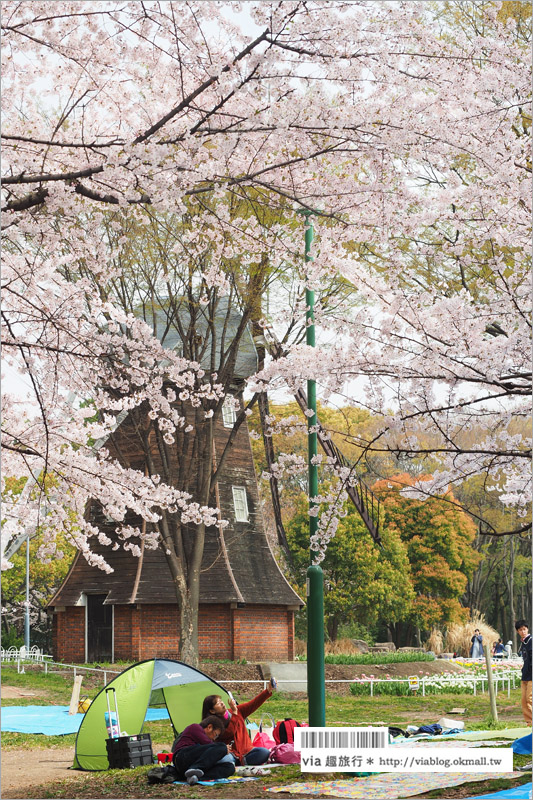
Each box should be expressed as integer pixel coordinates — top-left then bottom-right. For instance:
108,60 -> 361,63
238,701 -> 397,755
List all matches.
252,730 -> 276,749
268,743 -> 301,764
252,713 -> 276,749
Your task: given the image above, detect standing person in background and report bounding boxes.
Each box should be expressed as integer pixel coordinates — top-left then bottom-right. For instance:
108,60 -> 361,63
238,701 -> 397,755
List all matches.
492,638 -> 506,659
470,629 -> 483,659
515,620 -> 532,726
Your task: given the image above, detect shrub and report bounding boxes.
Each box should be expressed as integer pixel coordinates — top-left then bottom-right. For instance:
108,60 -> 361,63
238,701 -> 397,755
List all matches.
350,676 -> 478,696
426,628 -> 444,655
323,652 -> 435,665
446,612 -> 500,658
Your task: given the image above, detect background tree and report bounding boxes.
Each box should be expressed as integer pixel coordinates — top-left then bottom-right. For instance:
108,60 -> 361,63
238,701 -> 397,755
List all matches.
2,477 -> 76,649
374,474 -> 480,646
286,494 -> 414,642
1,530 -> 76,650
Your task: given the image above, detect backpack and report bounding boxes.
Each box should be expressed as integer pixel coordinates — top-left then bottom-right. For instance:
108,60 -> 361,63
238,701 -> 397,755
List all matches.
273,718 -> 302,745
147,765 -> 179,784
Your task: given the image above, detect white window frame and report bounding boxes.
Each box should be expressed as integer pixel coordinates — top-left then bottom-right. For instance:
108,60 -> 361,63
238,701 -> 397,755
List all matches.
232,486 -> 249,522
221,398 -> 237,428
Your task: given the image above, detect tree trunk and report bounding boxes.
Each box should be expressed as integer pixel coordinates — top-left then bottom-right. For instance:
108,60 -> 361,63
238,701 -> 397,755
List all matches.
179,592 -> 199,666
327,616 -> 339,642
251,318 -> 294,567
164,527 -> 202,668
503,537 -> 516,652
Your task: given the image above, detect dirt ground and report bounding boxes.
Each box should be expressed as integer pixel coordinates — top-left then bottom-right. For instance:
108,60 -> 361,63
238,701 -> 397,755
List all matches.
0,659 -> 518,799
1,746 -> 89,797
206,658 -> 471,697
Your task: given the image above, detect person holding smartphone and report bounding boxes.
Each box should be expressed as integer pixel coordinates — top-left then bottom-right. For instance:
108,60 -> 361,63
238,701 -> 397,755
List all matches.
202,680 -> 276,767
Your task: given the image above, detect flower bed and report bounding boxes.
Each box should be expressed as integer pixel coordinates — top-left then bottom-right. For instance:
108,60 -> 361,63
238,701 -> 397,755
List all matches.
349,669 -> 519,696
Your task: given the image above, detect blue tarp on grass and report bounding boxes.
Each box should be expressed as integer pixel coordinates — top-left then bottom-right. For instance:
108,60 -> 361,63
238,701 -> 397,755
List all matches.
513,735 -> 533,755
2,705 -> 169,735
463,782 -> 531,800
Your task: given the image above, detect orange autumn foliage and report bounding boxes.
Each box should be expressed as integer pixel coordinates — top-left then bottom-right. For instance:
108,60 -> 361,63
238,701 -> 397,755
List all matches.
373,474 -> 480,630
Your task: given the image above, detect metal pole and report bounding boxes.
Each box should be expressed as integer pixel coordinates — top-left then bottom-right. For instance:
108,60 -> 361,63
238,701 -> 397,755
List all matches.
300,209 -> 325,727
24,534 -> 30,650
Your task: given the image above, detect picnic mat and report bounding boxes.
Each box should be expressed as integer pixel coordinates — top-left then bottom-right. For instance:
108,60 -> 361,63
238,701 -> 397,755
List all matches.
463,783 -> 532,799
2,705 -> 169,735
392,729 -> 531,746
267,771 -> 522,799
174,777 -> 258,785
455,730 -> 531,742
393,738 -> 510,749
513,735 -> 532,755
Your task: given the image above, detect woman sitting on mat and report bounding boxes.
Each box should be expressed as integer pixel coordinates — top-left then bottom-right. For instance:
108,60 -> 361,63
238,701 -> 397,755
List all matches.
202,686 -> 274,766
172,715 -> 235,785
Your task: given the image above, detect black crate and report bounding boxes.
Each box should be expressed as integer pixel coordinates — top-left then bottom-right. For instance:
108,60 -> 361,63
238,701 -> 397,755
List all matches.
106,733 -> 153,769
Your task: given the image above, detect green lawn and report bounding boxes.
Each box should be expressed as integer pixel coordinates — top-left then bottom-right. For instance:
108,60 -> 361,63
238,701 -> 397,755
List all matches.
2,664 -> 531,799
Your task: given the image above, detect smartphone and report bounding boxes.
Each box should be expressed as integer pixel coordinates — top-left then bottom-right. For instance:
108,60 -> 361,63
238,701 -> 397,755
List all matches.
270,677 -> 277,689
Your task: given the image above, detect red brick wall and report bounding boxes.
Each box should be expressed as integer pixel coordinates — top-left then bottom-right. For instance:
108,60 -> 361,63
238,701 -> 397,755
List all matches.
198,604 -> 233,660
135,605 -> 181,660
113,605 -> 134,661
52,607 -> 85,663
287,609 -> 295,661
232,606 -> 293,661
52,603 -> 294,663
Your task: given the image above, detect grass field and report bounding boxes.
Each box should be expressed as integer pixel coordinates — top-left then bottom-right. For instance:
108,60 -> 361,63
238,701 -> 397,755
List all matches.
2,662 -> 531,799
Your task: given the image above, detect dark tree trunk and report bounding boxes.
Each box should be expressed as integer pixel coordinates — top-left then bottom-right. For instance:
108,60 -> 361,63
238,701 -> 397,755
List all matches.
327,616 -> 339,642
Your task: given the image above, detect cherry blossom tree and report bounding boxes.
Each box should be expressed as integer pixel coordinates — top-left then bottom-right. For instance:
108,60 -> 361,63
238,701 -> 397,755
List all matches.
2,1 -> 530,661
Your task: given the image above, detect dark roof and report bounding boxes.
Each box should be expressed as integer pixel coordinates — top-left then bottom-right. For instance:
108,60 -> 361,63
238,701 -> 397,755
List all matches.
49,521 -> 301,608
142,296 -> 258,380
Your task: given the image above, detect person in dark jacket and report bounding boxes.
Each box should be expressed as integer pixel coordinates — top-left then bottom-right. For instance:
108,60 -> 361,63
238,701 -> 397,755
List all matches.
492,638 -> 506,659
469,629 -> 483,658
515,619 -> 532,725
172,715 -> 235,785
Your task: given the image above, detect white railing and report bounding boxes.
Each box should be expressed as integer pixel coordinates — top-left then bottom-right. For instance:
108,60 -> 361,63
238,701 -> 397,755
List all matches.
223,671 -> 519,698
1,656 -> 521,698
1,645 -> 53,663
1,656 -> 121,686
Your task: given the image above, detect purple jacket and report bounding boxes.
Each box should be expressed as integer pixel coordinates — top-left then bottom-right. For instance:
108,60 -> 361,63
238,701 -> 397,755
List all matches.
172,723 -> 212,752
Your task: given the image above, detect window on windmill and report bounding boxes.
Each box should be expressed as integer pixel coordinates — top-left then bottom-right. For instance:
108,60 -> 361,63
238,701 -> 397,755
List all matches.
232,486 -> 249,522
222,399 -> 237,428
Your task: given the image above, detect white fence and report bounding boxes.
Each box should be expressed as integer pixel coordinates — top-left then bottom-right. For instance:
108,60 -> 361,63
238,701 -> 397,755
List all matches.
1,645 -> 52,663
223,671 -> 520,698
1,653 -> 121,686
1,653 -> 520,698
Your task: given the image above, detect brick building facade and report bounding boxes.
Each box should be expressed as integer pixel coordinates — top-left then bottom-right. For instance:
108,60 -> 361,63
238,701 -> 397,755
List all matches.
52,603 -> 296,663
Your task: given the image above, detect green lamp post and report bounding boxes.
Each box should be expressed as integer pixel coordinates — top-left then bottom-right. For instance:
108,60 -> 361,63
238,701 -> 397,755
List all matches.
298,208 -> 326,727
